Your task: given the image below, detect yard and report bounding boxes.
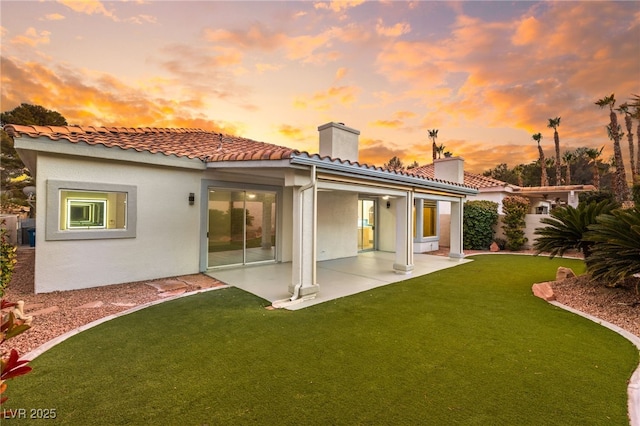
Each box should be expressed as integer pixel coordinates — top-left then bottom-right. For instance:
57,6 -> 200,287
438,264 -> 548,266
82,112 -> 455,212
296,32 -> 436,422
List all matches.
3,255 -> 638,425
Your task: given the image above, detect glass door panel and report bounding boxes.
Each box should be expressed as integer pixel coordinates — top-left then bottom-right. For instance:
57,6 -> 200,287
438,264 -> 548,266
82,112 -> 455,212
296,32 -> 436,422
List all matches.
208,189 -> 277,268
244,192 -> 276,263
208,190 -> 245,267
358,199 -> 376,251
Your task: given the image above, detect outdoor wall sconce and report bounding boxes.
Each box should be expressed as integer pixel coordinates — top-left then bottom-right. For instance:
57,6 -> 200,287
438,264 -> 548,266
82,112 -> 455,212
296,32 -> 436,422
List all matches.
386,201 -> 391,209
188,193 -> 195,205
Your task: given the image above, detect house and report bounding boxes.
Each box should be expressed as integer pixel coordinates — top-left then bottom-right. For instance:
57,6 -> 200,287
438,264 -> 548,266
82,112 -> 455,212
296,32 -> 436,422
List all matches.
5,122 -> 478,295
411,163 -> 596,248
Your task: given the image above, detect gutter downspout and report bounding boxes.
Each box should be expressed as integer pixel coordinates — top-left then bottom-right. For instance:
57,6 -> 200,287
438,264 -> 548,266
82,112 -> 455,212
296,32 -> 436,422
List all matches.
290,165 -> 317,301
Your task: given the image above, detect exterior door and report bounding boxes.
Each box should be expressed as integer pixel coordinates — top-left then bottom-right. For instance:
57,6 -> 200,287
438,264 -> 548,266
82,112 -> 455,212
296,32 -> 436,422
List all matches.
207,189 -> 277,268
358,199 -> 376,251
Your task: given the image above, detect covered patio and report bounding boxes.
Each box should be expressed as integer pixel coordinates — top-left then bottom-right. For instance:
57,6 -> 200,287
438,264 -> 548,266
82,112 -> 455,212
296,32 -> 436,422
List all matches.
207,251 -> 472,310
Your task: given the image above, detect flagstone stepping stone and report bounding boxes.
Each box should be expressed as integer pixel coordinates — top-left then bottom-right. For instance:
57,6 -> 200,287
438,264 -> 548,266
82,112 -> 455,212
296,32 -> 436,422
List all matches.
28,306 -> 59,316
146,280 -> 187,292
75,301 -> 104,309
157,289 -> 186,298
24,303 -> 45,312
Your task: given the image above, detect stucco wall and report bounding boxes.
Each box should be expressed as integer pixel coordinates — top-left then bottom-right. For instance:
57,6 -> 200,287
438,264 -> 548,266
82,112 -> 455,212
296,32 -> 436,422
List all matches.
377,198 -> 396,252
35,154 -> 202,292
494,214 -> 547,249
317,191 -> 358,260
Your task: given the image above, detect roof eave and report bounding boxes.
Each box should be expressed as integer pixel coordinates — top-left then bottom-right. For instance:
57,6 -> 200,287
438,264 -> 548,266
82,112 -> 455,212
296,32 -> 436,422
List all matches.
290,154 -> 478,196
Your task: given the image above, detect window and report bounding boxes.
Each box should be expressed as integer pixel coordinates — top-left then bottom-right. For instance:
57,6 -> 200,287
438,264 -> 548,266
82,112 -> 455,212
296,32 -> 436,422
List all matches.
46,181 -> 136,240
422,201 -> 437,237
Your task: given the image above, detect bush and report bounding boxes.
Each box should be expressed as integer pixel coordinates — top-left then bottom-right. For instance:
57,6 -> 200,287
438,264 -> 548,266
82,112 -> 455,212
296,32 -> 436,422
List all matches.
585,207 -> 640,285
0,221 -> 17,298
632,181 -> 640,208
463,200 -> 499,250
578,190 -> 618,206
533,200 -> 616,258
502,196 -> 530,251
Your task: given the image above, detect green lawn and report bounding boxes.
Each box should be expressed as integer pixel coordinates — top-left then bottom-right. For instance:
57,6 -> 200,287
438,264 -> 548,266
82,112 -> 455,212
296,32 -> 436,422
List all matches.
4,255 -> 638,425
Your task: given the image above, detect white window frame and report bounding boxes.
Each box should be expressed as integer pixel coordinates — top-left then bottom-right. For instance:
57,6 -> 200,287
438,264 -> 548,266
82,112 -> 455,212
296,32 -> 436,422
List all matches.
46,180 -> 137,241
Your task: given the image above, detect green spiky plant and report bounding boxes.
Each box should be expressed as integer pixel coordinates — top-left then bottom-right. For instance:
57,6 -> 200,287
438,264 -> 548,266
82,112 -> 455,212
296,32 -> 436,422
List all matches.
533,200 -> 617,258
585,207 -> 640,287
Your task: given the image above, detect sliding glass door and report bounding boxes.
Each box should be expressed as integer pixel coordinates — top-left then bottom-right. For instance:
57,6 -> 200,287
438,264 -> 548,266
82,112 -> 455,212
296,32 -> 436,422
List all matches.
358,199 -> 376,252
207,189 -> 277,268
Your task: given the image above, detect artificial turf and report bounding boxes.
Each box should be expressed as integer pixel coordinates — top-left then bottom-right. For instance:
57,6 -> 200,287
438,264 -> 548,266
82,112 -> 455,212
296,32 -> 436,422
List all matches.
3,255 -> 638,425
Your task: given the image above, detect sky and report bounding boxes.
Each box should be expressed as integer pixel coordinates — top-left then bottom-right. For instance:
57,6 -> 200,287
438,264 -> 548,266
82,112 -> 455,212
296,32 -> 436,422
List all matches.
1,1 -> 639,174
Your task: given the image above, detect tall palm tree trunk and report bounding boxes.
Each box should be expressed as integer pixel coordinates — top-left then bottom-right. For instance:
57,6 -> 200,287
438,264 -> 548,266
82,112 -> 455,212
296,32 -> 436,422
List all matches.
609,111 -> 630,202
554,130 -> 561,185
538,146 -> 548,186
624,114 -> 636,179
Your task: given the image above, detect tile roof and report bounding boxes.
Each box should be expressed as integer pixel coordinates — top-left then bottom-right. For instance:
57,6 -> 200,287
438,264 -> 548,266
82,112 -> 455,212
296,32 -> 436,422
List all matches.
3,125 -> 299,162
3,124 -> 478,191
409,164 -> 509,189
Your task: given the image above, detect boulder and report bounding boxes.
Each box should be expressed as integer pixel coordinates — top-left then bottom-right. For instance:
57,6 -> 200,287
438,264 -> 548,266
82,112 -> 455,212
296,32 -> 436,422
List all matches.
489,241 -> 500,252
556,267 -> 576,282
532,282 -> 556,301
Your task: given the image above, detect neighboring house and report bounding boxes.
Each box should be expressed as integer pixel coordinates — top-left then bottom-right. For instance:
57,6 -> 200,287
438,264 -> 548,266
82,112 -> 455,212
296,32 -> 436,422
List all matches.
5,122 -> 478,294
412,162 -> 596,248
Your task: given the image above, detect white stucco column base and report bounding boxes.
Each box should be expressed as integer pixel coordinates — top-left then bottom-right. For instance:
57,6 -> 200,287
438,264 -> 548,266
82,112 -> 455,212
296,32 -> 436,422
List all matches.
288,283 -> 320,296
393,263 -> 414,274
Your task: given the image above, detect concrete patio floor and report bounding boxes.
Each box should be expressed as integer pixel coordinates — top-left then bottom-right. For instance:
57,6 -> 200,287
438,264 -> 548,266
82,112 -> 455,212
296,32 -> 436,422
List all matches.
206,251 -> 472,310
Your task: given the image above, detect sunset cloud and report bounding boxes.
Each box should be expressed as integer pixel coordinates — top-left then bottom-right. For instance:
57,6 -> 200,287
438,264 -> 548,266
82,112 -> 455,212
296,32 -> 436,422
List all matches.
375,19 -> 411,37
57,0 -> 116,19
277,124 -> 307,141
10,27 -> 51,46
42,13 -> 66,21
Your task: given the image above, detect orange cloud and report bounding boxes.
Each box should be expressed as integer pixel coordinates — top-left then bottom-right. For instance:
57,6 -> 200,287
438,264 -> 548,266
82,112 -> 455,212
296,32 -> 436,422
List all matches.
42,13 -> 66,21
370,119 -> 403,128
0,56 -> 240,134
512,16 -> 541,46
313,1 -> 365,13
277,124 -> 307,141
11,27 -> 51,46
57,0 -> 116,19
294,85 -> 360,111
204,23 -> 286,50
375,19 -> 411,37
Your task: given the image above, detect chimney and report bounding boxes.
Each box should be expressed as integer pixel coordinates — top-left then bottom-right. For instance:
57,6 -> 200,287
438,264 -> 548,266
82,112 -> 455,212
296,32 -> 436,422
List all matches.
433,156 -> 465,184
318,122 -> 360,162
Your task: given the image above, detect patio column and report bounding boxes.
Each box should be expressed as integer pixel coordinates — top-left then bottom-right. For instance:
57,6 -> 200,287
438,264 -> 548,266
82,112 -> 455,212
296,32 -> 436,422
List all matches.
261,197 -> 273,249
289,171 -> 319,297
449,199 -> 464,259
393,192 -> 414,274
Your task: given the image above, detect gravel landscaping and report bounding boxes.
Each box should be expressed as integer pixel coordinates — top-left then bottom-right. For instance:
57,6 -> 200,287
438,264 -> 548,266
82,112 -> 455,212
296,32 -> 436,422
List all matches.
3,246 -> 639,358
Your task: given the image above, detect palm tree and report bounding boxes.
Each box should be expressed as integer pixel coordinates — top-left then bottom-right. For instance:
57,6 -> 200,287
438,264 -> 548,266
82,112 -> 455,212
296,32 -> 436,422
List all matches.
428,129 -> 438,161
617,103 -> 636,179
532,132 -> 548,186
547,117 -> 562,185
562,151 -> 575,185
595,94 -> 630,202
629,93 -> 640,176
585,147 -> 604,189
436,144 -> 445,159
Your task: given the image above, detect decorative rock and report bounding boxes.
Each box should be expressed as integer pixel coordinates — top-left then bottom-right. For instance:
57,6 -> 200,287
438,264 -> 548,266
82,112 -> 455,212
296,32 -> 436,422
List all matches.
489,241 -> 500,252
75,301 -> 104,309
532,282 -> 556,301
556,267 -> 576,282
29,306 -> 60,316
110,302 -> 137,307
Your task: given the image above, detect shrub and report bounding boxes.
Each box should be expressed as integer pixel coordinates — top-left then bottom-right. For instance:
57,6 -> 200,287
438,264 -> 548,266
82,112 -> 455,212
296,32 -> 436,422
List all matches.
578,190 -> 618,206
632,180 -> 640,208
0,221 -> 17,298
533,200 -> 617,258
463,200 -> 499,250
585,207 -> 640,285
502,196 -> 530,251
